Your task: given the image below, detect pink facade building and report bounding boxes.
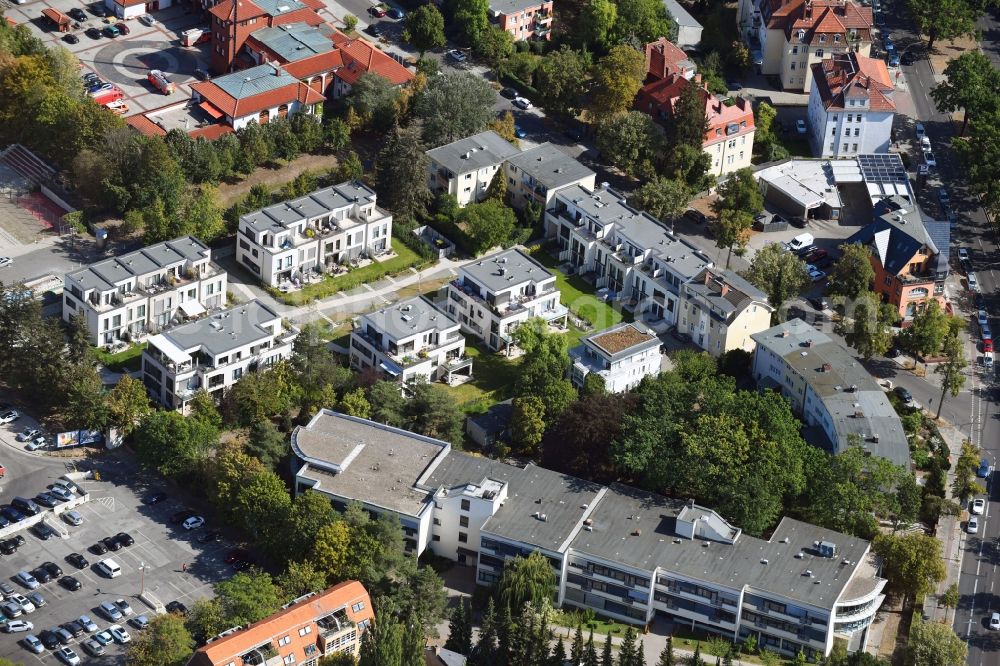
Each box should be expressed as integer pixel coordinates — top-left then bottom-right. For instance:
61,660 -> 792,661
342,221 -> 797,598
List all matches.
488,0 -> 553,41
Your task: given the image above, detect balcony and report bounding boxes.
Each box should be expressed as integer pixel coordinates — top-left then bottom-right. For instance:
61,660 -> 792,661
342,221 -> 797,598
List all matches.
241,643 -> 279,666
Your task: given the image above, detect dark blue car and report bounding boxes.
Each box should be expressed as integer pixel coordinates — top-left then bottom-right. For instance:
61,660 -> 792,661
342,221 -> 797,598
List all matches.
0,506 -> 26,523
978,458 -> 992,478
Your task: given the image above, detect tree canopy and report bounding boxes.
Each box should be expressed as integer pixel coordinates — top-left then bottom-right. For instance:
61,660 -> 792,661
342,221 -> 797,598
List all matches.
743,244 -> 811,322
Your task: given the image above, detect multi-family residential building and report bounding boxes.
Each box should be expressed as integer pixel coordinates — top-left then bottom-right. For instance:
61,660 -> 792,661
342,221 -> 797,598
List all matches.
503,143 -> 596,212
292,410 -> 887,659
63,237 -> 227,346
737,0 -> 874,92
663,0 -> 704,47
845,196 -> 949,320
677,268 -> 773,355
426,131 -> 521,207
751,318 -> 909,467
568,323 -> 662,393
187,581 -> 374,666
142,300 -> 298,411
236,181 -> 392,288
807,52 -> 895,157
636,42 -> 756,176
349,296 -> 472,385
488,0 -> 553,41
190,63 -> 325,131
544,184 -> 713,325
442,248 -> 567,352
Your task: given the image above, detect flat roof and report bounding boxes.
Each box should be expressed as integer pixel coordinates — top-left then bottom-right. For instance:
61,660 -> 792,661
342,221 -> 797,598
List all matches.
292,410 -> 451,517
586,323 -> 659,358
751,319 -> 909,467
160,300 -> 280,357
756,160 -> 846,211
67,236 -> 210,291
426,130 -> 520,175
488,0 -> 548,16
362,296 -> 459,341
663,0 -> 701,28
422,453 -> 605,553
504,143 -> 594,190
251,22 -> 334,61
460,248 -> 554,294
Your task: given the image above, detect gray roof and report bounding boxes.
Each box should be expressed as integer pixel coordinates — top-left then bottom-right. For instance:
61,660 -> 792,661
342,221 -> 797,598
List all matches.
571,484 -> 871,609
846,196 -> 949,278
241,181 -> 378,233
488,0 -> 548,16
460,248 -> 554,294
251,22 -> 333,62
67,236 -> 210,291
212,63 -> 301,101
362,296 -> 459,341
426,131 -> 520,174
422,453 -> 605,553
505,143 -> 594,190
750,319 -> 909,467
252,0 -> 308,16
292,410 -> 450,517
683,268 -> 771,320
161,300 -> 281,357
467,400 -> 514,436
663,0 -> 701,28
581,322 -> 661,361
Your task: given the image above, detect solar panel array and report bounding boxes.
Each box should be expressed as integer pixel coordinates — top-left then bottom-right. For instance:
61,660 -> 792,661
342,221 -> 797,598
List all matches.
857,154 -> 907,184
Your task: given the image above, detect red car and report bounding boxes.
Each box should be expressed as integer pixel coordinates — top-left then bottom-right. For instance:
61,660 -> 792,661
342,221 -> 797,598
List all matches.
984,339 -> 994,353
116,22 -> 130,35
368,5 -> 387,16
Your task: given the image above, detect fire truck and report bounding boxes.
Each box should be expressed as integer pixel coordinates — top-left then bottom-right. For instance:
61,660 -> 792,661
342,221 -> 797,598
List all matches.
147,69 -> 176,94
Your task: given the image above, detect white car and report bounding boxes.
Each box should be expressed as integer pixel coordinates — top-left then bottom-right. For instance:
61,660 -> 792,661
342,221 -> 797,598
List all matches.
0,409 -> 20,424
919,135 -> 931,151
62,510 -> 83,526
182,515 -> 205,530
14,571 -> 38,590
137,14 -> 156,26
25,436 -> 45,451
968,515 -> 979,533
21,634 -> 43,654
991,612 -> 1000,630
958,247 -> 970,262
93,630 -> 114,646
972,498 -> 986,515
968,272 -> 979,293
915,122 -> 926,140
512,96 -> 532,110
3,620 -> 34,633
446,49 -> 466,63
923,151 -> 937,167
56,647 -> 80,666
795,119 -> 807,134
0,257 -> 12,268
108,624 -> 131,644
10,594 -> 35,613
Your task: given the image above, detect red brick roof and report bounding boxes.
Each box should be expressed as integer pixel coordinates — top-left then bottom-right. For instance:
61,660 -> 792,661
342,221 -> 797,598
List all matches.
636,75 -> 755,146
193,74 -> 324,118
328,29 -> 414,86
812,52 -> 895,111
125,114 -> 167,137
281,49 -> 344,79
189,124 -> 235,140
774,0 -> 872,40
644,38 -> 696,82
209,0 -> 266,22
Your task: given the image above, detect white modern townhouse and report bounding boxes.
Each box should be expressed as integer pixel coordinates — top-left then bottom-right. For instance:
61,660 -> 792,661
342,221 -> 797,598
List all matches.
426,131 -> 521,207
292,410 -> 888,660
751,318 -> 909,467
349,296 -> 472,385
544,184 -> 713,325
443,248 -> 567,352
141,300 -> 298,412
807,52 -> 895,158
677,268 -> 774,355
62,236 -> 227,346
503,143 -> 596,212
235,181 -> 393,288
568,323 -> 662,393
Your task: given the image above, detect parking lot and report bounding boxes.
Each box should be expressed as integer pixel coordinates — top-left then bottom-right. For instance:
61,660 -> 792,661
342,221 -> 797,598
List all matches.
0,429 -> 236,664
6,0 -> 210,114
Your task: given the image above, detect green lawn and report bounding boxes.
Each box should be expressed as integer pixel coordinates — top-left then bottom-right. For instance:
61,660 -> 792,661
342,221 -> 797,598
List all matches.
775,135 -> 812,158
445,344 -> 522,414
276,238 -> 429,305
94,343 -> 146,373
529,248 -> 626,334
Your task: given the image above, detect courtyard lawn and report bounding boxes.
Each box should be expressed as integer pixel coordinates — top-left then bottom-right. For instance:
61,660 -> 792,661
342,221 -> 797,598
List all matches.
94,343 -> 146,373
444,344 -> 522,414
529,247 -> 626,332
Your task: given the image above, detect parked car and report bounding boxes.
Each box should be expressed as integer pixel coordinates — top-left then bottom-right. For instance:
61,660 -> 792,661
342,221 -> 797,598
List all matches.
165,601 -> 189,616
978,458 -> 991,478
923,151 -> 937,167
512,97 -> 532,110
108,624 -> 131,643
968,272 -> 979,292
894,386 -> 913,404
683,209 -> 708,225
115,532 -> 134,547
62,511 -> 82,527
27,593 -> 45,609
198,530 -> 222,544
901,51 -> 915,65
114,599 -> 133,616
446,49 -> 466,63
58,576 -> 82,591
972,498 -> 986,515
98,602 -> 122,622
68,7 -> 87,20
39,630 -> 60,650
14,572 -> 39,590
102,536 -> 123,551
10,594 -> 35,614
795,119 -> 807,134
388,7 -> 404,18
16,428 -> 40,442
968,515 -> 980,533
367,4 -> 386,16
81,638 -> 105,656
116,22 -> 130,35
66,553 -> 88,570
143,492 -> 167,505
102,25 -> 120,38
991,612 -> 1000,630
25,436 -> 46,451
31,523 -> 57,540
183,516 -> 205,530
92,630 -> 114,646
90,542 -> 108,555
77,615 -> 98,633
137,14 -> 156,26
2,601 -> 22,618
21,634 -> 44,654
85,27 -> 102,39
0,409 -> 20,423
4,620 -> 34,633
42,562 -> 62,578
0,257 -> 11,268
915,122 -> 926,140
2,506 -> 26,523
56,646 -> 80,666
129,615 -> 149,630
60,621 -> 84,638
48,485 -> 74,501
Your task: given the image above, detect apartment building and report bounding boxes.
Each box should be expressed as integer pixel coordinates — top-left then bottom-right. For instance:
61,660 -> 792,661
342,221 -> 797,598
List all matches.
63,236 -> 227,346
750,318 -> 909,467
488,0 -> 553,41
504,143 -> 596,212
142,300 -> 298,412
845,196 -> 949,320
291,410 -> 887,659
236,181 -> 392,288
677,268 -> 773,355
426,131 -> 521,207
568,323 -> 662,393
544,184 -> 713,325
443,248 -> 567,352
187,581 -> 374,666
349,296 -> 471,385
807,52 -> 895,157
737,0 -> 874,92
208,0 -> 325,74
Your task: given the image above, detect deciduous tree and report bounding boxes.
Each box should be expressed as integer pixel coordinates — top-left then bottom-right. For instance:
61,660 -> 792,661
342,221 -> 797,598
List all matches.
403,4 -> 446,55
580,0 -> 617,49
498,551 -> 557,610
872,533 -> 946,599
349,73 -> 402,130
453,0 -> 491,48
103,375 -> 151,437
630,177 -> 690,225
711,209 -> 753,269
590,45 -> 647,117
510,395 -> 546,456
611,0 -> 674,44
126,613 -> 194,666
951,441 -> 984,504
461,199 -> 516,254
844,292 -> 898,360
414,72 -> 497,147
475,27 -> 515,70
744,243 -> 811,322
907,0 -> 989,51
906,619 -> 967,666
596,111 -> 665,178
935,329 -> 967,419
215,570 -> 285,626
931,51 -> 1000,135
535,46 -> 589,116
899,301 -> 959,358
828,243 -> 876,299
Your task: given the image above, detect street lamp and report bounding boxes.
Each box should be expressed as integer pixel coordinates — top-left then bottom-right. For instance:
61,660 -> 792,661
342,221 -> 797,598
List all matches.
138,562 -> 147,597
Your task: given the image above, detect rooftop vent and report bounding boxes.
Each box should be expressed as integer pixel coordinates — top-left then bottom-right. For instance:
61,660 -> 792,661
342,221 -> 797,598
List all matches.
795,551 -> 805,559
760,558 -> 769,565
803,569 -> 814,578
632,528 -> 642,536
822,364 -> 834,373
583,525 -> 593,531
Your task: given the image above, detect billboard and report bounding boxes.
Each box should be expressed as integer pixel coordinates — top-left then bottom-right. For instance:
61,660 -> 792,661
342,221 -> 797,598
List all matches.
55,430 -> 105,449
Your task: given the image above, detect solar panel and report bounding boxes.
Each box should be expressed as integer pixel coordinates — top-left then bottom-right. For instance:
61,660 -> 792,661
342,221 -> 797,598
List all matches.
857,154 -> 907,184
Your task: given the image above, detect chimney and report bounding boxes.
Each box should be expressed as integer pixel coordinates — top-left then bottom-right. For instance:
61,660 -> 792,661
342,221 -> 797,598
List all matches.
694,73 -> 702,85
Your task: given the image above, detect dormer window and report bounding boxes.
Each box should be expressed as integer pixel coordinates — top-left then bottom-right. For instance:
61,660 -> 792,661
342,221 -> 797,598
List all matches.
819,34 -> 826,43
797,29 -> 806,40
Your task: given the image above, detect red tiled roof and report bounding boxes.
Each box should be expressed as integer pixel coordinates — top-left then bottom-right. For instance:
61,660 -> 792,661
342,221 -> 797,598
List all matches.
644,37 -> 695,82
281,49 -> 344,79
126,114 -> 167,137
328,29 -> 414,86
189,124 -> 235,140
812,52 -> 895,111
272,7 -> 324,25
783,0 -> 873,42
192,74 -> 325,118
299,0 -> 325,9
637,75 -> 755,146
209,0 -> 266,22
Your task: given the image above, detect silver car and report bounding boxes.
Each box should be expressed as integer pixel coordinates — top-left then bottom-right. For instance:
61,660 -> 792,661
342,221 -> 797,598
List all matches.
98,601 -> 122,622
62,511 -> 83,527
13,571 -> 38,590
56,646 -> 80,666
21,634 -> 43,654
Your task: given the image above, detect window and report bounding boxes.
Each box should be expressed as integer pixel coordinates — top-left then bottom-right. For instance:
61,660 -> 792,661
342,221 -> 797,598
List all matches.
834,34 -> 841,42
815,49 -> 824,57
792,45 -> 799,54
432,534 -> 441,541
842,143 -> 848,152
299,627 -> 312,637
460,516 -> 469,527
460,499 -> 470,511
283,656 -> 295,665
278,636 -> 291,647
790,62 -> 796,70
852,144 -> 858,151
458,532 -> 468,543
433,518 -> 441,526
854,128 -> 860,136
832,115 -> 838,122
352,602 -> 366,612
884,276 -> 892,286
819,34 -> 826,42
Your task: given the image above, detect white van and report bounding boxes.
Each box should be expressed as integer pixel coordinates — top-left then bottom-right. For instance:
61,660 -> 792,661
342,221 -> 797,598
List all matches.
95,559 -> 121,578
789,233 -> 815,252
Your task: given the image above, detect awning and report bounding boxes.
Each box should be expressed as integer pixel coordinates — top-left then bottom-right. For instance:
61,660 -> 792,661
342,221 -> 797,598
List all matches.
198,101 -> 224,120
178,300 -> 206,318
148,334 -> 190,366
379,361 -> 402,377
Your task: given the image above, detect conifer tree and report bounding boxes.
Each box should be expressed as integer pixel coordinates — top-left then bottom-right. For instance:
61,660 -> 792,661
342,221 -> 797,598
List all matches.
690,644 -> 703,666
618,627 -> 638,666
550,638 -> 568,666
721,650 -> 733,666
470,599 -> 499,666
656,637 -> 675,666
444,599 -> 472,655
602,633 -> 614,666
584,629 -> 599,666
571,626 -> 585,665
497,602 -> 514,666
